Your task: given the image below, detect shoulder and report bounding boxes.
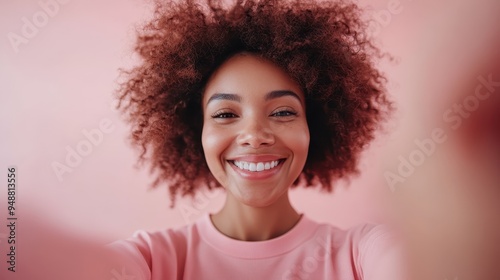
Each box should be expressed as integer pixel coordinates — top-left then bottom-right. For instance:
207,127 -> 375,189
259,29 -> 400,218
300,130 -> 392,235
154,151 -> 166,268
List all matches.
111,224 -> 190,258
310,221 -> 405,279
106,221 -> 197,280
311,221 -> 392,248
349,223 -> 406,279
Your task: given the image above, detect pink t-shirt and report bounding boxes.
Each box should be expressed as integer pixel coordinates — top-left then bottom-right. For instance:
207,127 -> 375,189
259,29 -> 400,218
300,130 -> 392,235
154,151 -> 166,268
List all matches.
108,213 -> 404,280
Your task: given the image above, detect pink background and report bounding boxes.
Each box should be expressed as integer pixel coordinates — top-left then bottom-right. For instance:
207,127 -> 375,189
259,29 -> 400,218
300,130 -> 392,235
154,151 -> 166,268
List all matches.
0,2 -> 499,275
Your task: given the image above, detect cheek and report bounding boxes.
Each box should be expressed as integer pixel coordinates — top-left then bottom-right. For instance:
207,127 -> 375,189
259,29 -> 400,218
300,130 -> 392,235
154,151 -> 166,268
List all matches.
201,127 -> 217,162
287,121 -> 310,160
201,125 -> 230,168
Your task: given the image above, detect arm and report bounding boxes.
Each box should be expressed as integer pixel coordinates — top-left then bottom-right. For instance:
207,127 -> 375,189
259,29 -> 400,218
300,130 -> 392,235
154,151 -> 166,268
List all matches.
357,225 -> 408,280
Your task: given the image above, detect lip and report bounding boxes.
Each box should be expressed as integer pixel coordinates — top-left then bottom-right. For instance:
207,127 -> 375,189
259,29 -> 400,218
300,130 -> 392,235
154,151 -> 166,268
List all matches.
227,157 -> 286,180
228,154 -> 285,162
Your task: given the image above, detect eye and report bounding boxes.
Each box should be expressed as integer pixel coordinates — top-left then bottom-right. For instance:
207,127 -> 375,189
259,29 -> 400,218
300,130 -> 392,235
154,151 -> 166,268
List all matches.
211,110 -> 238,119
271,109 -> 298,117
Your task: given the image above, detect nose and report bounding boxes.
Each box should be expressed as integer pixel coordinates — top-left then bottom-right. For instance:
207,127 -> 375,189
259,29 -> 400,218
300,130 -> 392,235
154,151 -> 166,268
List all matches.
236,118 -> 275,148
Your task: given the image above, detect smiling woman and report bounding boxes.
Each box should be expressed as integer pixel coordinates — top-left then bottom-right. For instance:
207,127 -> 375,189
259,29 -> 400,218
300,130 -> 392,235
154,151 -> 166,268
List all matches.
116,0 -> 392,209
110,0 -> 404,279
201,54 -> 310,241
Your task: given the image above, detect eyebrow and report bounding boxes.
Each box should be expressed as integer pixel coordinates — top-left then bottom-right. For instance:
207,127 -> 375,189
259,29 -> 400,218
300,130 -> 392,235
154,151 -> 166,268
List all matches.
206,90 -> 301,105
265,90 -> 301,101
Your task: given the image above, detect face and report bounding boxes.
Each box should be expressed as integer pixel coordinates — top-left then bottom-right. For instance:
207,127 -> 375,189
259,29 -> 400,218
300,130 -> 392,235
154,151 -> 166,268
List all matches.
201,53 -> 310,207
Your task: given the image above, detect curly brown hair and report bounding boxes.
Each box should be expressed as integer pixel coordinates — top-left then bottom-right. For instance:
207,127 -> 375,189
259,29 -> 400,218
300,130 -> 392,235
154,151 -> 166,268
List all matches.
116,0 -> 393,208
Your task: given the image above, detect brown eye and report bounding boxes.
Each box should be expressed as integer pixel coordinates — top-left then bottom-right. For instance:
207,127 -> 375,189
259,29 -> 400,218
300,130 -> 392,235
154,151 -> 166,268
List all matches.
213,113 -> 236,118
271,110 -> 297,117
211,110 -> 238,119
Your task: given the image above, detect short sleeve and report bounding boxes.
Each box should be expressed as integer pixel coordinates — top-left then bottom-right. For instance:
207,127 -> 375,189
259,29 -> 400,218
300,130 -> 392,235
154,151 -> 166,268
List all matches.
105,231 -> 153,280
356,224 -> 408,280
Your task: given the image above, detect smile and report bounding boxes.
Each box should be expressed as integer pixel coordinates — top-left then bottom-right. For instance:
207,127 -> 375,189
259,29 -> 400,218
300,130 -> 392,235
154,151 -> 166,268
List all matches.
232,160 -> 282,172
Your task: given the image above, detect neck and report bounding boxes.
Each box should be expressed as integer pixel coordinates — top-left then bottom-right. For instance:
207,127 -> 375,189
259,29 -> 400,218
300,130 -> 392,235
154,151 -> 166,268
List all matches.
210,191 -> 301,241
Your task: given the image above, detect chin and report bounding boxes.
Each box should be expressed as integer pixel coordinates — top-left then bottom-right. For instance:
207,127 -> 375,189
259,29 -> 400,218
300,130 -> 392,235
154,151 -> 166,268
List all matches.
240,198 -> 277,208
230,186 -> 287,208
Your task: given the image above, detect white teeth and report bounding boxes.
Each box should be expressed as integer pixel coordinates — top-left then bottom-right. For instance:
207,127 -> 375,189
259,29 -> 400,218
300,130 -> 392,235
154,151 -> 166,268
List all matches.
233,160 -> 281,172
249,163 -> 256,171
256,162 -> 264,171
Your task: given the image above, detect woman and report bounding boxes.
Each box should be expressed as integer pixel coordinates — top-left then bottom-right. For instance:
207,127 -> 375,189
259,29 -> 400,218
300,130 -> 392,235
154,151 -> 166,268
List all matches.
111,0 -> 405,279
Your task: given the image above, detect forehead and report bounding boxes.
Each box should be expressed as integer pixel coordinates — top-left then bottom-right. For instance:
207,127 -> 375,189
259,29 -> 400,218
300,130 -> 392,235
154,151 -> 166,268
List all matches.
202,54 -> 304,104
